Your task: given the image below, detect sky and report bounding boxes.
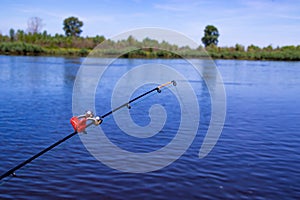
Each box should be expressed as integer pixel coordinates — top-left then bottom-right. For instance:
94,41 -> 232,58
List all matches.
0,0 -> 300,47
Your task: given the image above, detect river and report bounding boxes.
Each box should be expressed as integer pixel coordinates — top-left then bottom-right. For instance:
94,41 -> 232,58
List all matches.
0,56 -> 299,199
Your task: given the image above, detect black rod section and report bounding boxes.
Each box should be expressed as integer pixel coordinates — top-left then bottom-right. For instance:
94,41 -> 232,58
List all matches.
100,87 -> 158,119
0,131 -> 78,180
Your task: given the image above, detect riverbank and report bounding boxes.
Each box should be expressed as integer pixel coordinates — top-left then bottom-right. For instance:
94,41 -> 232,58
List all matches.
1,41 -> 300,61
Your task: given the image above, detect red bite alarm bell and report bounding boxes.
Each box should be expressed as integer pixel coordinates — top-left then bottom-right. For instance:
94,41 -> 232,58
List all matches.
70,116 -> 87,132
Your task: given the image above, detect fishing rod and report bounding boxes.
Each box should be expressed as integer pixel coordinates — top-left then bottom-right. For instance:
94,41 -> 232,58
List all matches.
0,80 -> 176,180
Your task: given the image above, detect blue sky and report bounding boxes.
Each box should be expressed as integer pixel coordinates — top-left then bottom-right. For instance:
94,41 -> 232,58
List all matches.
1,0 -> 300,47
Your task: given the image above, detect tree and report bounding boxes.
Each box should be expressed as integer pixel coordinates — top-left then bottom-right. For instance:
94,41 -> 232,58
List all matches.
63,17 -> 83,37
201,25 -> 220,47
16,29 -> 25,41
93,35 -> 105,46
127,35 -> 137,46
0,31 -> 3,42
263,45 -> 273,52
27,17 -> 44,34
9,28 -> 15,42
247,44 -> 260,52
235,43 -> 245,52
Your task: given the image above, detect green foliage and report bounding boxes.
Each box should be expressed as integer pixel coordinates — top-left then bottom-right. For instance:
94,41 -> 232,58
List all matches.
9,28 -> 15,42
16,30 -> 25,41
205,44 -> 300,61
1,24 -> 300,60
235,44 -> 245,52
93,35 -> 105,46
201,25 -> 220,47
247,44 -> 260,52
263,45 -> 273,51
0,42 -> 44,55
63,17 -> 83,37
121,48 -> 182,59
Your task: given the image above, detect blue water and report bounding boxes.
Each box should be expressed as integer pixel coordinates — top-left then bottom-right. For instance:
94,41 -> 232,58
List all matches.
0,56 -> 299,199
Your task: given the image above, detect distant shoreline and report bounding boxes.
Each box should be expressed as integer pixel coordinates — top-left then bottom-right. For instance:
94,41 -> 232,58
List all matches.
1,42 -> 300,61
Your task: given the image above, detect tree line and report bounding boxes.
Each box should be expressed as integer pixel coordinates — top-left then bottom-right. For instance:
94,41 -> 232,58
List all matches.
0,17 -> 299,60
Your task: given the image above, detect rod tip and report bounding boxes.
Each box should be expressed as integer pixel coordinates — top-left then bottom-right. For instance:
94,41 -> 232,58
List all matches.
171,80 -> 177,86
